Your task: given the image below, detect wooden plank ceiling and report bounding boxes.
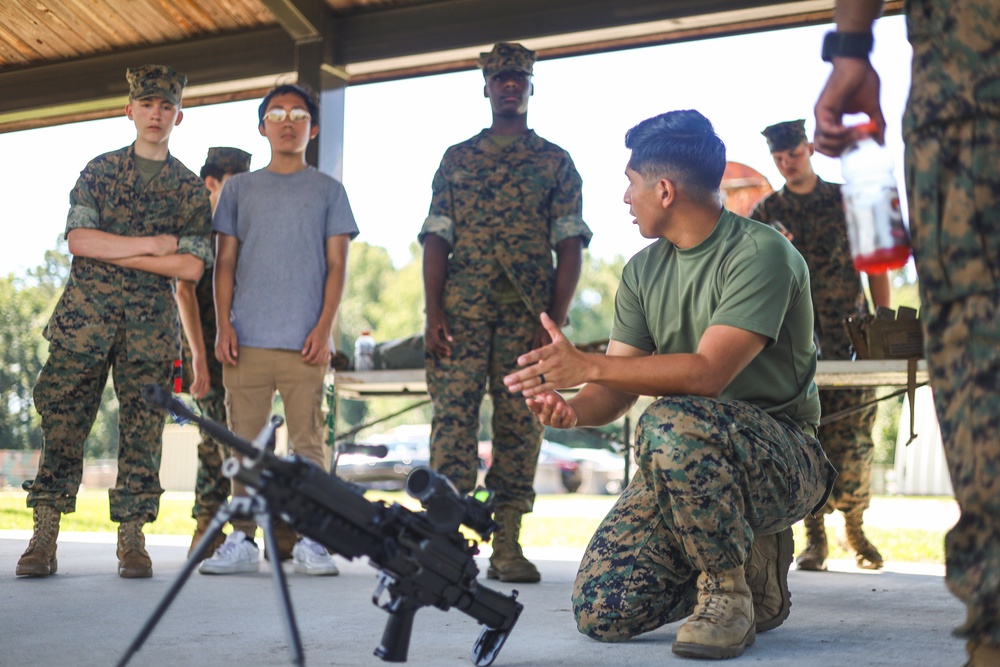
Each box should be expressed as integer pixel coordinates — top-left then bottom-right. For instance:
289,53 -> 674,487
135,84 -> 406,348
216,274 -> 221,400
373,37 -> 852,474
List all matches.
0,0 -> 901,133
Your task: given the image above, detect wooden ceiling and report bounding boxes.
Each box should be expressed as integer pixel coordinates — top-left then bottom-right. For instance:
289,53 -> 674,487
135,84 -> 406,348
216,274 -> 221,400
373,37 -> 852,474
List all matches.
0,0 -> 901,133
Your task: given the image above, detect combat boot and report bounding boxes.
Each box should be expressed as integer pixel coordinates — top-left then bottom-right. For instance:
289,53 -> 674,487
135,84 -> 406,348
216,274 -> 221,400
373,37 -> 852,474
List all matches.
188,515 -> 225,561
745,527 -> 793,632
672,567 -> 756,659
117,521 -> 153,578
844,510 -> 883,570
15,505 -> 61,577
796,513 -> 828,571
966,639 -> 1000,667
487,506 -> 540,583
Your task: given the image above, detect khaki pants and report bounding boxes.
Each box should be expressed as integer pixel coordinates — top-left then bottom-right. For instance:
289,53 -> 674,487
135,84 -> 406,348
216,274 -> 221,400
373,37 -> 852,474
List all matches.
222,346 -> 328,502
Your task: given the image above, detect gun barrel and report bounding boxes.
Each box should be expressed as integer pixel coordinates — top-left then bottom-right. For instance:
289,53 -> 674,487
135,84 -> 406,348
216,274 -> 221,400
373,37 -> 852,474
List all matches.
142,384 -> 257,459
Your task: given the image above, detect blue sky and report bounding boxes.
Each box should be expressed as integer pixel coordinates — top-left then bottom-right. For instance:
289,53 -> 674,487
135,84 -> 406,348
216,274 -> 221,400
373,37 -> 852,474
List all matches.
0,16 -> 911,276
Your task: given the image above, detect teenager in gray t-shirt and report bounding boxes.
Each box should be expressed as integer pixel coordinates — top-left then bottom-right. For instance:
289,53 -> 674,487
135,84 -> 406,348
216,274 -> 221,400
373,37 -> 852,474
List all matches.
213,167 -> 358,349
204,84 -> 358,578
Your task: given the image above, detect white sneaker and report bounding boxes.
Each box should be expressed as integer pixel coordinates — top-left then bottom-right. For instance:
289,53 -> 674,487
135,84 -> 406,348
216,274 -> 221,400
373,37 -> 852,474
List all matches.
292,537 -> 339,576
198,531 -> 260,575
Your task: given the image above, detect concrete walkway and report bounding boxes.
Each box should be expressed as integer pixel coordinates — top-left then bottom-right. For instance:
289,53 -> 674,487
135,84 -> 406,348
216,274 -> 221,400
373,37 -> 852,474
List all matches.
0,528 -> 967,667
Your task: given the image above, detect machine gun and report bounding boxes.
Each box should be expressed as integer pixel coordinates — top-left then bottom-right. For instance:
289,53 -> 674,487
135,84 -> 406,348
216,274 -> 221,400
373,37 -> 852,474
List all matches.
121,384 -> 522,667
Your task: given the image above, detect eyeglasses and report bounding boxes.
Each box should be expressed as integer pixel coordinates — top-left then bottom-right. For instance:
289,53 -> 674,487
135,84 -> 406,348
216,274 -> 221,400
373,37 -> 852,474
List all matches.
263,107 -> 311,123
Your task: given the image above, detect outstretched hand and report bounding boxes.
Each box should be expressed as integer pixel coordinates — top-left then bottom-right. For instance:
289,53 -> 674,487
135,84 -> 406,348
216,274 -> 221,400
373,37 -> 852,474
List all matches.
503,312 -> 588,398
524,392 -> 579,429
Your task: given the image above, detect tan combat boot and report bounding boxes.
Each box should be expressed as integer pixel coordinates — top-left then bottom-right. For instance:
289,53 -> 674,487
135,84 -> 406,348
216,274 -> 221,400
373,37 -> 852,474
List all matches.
188,515 -> 225,561
15,505 -> 61,577
672,567 -> 756,659
844,510 -> 884,570
796,513 -> 829,571
745,527 -> 793,632
117,521 -> 153,578
966,639 -> 1000,667
487,506 -> 540,583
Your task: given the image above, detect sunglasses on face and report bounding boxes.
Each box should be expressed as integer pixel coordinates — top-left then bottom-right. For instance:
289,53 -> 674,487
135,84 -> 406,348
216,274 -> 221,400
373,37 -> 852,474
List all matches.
263,107 -> 311,123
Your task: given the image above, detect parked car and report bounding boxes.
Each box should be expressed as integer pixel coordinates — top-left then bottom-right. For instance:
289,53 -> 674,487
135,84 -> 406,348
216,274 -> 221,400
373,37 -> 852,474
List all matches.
334,438 -> 429,489
479,440 -> 631,495
335,424 -> 487,490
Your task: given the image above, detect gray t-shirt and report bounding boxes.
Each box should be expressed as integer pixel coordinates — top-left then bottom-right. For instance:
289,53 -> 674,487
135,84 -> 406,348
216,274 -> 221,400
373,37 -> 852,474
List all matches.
213,167 -> 359,350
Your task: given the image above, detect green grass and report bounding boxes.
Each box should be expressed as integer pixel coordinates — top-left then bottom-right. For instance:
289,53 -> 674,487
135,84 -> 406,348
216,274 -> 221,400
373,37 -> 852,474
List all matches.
0,490 -> 946,563
790,523 -> 945,565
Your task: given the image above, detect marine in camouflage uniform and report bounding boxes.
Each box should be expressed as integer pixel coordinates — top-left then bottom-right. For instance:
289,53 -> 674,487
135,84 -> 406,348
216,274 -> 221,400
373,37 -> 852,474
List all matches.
175,147 -> 251,559
18,64 -> 212,579
750,119 -> 890,571
815,2 -> 1000,661
420,43 -> 591,583
903,0 -> 1000,656
503,111 -> 836,659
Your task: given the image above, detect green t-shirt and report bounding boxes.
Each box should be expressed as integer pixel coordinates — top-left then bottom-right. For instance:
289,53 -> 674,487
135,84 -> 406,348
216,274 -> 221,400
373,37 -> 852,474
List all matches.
611,209 -> 820,429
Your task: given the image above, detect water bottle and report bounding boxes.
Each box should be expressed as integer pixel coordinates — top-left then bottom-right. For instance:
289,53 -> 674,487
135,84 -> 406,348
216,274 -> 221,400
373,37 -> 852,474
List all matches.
354,331 -> 375,371
840,120 -> 911,273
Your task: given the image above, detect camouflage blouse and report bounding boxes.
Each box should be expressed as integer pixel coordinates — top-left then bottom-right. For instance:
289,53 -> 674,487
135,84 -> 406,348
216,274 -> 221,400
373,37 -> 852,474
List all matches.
419,130 -> 591,319
44,144 -> 212,361
749,178 -> 868,360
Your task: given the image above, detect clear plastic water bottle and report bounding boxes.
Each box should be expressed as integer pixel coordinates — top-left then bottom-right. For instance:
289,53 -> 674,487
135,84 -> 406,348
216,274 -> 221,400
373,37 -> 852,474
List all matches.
840,120 -> 911,273
354,331 -> 375,371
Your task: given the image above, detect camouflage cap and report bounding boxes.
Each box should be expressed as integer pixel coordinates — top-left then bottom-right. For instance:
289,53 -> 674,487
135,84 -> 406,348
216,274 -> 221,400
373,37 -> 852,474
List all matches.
203,147 -> 252,174
126,64 -> 187,105
478,42 -> 536,78
761,119 -> 807,152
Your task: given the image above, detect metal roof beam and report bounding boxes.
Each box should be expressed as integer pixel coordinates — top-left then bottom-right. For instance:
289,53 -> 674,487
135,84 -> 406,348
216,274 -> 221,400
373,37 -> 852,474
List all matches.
0,28 -> 295,129
331,0 -> 825,62
259,0 -> 328,44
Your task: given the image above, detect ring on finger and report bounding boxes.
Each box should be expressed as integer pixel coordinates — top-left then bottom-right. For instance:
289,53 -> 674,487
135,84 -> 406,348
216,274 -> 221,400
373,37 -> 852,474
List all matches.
539,373 -> 546,385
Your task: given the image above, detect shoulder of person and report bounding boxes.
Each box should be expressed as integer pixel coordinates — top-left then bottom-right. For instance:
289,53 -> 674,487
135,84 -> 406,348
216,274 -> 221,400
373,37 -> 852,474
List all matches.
525,131 -> 574,157
166,156 -> 203,187
77,146 -> 131,184
86,146 -> 130,170
442,132 -> 488,157
815,177 -> 843,196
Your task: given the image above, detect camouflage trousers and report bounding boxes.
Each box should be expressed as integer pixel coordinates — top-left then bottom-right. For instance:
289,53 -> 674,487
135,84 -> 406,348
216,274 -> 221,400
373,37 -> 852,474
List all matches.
816,388 -> 877,516
27,333 -> 172,523
572,396 -> 834,641
924,294 -> 1000,644
190,383 -> 230,520
906,118 -> 1000,643
426,305 -> 543,512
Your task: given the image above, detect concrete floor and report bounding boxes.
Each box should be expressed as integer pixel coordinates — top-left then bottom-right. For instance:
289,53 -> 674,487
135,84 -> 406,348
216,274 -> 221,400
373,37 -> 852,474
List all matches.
0,527 -> 967,667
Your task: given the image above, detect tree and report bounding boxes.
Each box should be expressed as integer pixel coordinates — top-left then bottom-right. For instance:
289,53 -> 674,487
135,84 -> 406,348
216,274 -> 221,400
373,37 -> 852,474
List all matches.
0,274 -> 48,450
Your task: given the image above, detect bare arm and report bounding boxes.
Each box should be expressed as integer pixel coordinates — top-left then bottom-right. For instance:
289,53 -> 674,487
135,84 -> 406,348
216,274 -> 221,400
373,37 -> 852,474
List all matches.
301,234 -> 350,365
213,233 -> 239,366
814,0 -> 888,155
508,313 -> 768,399
175,280 -> 210,399
67,228 -> 178,260
506,313 -> 769,427
423,234 -> 453,357
69,227 -> 202,281
549,236 -> 583,326
110,253 -> 204,282
867,271 -> 892,309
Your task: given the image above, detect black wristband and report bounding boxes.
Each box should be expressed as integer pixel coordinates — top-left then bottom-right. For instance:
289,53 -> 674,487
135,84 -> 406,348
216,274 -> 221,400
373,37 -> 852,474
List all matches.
821,31 -> 874,62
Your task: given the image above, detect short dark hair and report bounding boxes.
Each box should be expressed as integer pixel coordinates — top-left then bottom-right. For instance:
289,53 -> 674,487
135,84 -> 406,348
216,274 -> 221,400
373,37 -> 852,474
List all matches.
199,163 -> 248,180
258,83 -> 320,127
624,110 -> 726,196
199,163 -> 225,180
